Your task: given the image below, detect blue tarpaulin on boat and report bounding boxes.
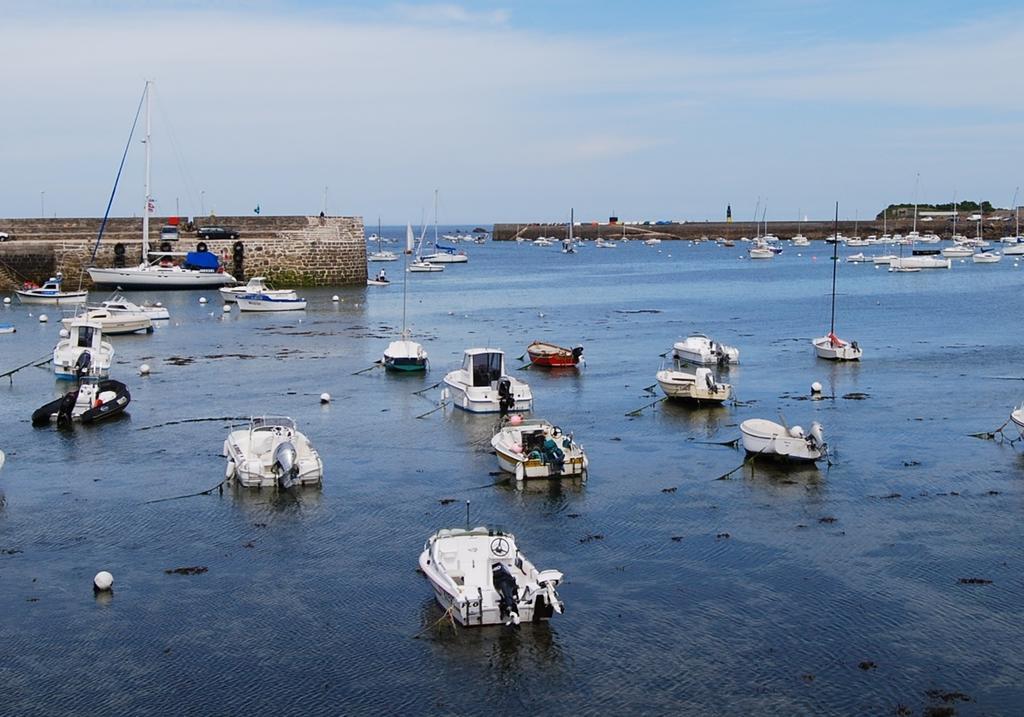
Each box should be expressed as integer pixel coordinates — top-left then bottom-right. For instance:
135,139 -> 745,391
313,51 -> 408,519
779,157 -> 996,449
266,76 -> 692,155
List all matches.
183,251 -> 219,270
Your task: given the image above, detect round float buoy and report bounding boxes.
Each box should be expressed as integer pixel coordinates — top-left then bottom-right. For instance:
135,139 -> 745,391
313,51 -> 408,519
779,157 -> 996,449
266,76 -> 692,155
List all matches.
811,381 -> 822,394
320,393 -> 331,404
331,295 -> 339,302
3,297 -> 10,304
222,304 -> 231,313
510,414 -> 523,426
93,571 -> 113,592
198,297 -> 207,304
139,363 -> 151,376
38,314 -> 48,323
155,301 -> 163,307
59,328 -> 70,339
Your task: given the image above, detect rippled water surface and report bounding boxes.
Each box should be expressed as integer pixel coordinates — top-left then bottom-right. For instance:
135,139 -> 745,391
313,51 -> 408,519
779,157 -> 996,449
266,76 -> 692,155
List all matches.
1,234 -> 1022,716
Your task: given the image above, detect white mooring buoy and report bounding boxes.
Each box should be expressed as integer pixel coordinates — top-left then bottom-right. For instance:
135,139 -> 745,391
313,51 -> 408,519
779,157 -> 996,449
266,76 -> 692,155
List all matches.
811,381 -> 823,394
222,304 -> 231,313
320,393 -> 331,404
38,314 -> 48,323
59,328 -> 70,339
331,295 -> 339,302
198,297 -> 207,304
2,296 -> 10,304
93,571 -> 113,592
139,364 -> 151,376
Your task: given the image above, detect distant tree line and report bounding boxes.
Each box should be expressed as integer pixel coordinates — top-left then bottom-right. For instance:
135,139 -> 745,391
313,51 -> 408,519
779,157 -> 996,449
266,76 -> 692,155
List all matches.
876,201 -> 1006,219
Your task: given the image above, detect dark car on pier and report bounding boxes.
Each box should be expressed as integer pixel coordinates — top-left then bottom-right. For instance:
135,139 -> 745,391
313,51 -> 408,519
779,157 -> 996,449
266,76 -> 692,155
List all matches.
197,226 -> 240,240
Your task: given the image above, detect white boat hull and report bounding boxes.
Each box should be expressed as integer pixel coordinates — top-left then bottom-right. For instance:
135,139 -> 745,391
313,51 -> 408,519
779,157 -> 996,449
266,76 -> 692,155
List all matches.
672,335 -> 739,366
236,296 -> 307,311
740,419 -> 825,462
423,253 -> 468,264
812,336 -> 862,361
15,290 -> 88,305
491,419 -> 588,480
444,374 -> 533,413
655,369 -> 732,403
223,418 -> 323,489
1011,408 -> 1024,440
889,257 -> 951,270
88,266 -> 236,288
61,312 -> 152,335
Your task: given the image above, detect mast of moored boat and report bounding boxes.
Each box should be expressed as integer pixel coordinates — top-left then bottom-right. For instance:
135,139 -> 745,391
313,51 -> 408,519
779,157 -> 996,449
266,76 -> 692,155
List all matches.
912,173 -> 919,235
402,223 -> 413,338
829,202 -> 839,338
142,80 -> 152,265
952,193 -> 957,238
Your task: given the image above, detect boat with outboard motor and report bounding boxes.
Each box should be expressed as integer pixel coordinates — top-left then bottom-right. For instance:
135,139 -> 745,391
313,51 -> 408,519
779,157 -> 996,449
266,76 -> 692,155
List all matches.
814,205 -> 863,361
219,277 -> 297,303
672,334 -> 739,366
53,319 -> 114,380
443,348 -> 532,413
526,341 -> 584,368
382,223 -> 429,371
15,275 -> 88,305
60,307 -> 152,335
235,293 -> 307,311
491,416 -> 588,482
223,416 -> 323,489
31,377 -> 131,427
419,526 -> 565,627
656,367 -> 732,403
92,294 -> 169,320
740,418 -> 826,462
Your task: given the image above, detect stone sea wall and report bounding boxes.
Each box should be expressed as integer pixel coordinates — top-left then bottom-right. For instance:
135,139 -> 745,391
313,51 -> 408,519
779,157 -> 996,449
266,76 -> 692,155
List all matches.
0,215 -> 366,289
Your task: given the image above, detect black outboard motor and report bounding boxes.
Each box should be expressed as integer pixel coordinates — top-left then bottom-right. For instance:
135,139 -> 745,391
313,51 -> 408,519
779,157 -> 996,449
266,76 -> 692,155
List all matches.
497,377 -> 514,415
75,351 -> 92,379
571,345 -> 584,364
492,562 -> 520,625
273,441 -> 300,490
56,391 -> 77,428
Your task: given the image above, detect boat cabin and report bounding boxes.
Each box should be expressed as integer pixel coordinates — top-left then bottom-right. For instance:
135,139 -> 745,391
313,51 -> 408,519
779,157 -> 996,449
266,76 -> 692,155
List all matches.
463,349 -> 506,387
71,321 -> 103,352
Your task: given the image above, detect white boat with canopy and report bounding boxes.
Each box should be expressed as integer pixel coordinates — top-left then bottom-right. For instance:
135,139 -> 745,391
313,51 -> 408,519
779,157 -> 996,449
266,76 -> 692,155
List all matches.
60,307 -> 152,335
223,416 -> 323,489
490,417 -> 588,482
94,294 -> 169,320
672,334 -> 739,366
419,526 -> 565,627
220,277 -> 297,303
443,348 -> 532,413
740,419 -> 826,462
15,275 -> 88,305
53,319 -> 114,380
656,367 -> 732,403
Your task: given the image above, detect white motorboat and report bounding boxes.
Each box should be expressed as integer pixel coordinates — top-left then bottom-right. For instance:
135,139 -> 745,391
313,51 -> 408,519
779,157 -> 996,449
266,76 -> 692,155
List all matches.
595,239 -> 617,248
1011,404 -> 1024,440
236,293 -> 307,311
846,252 -> 870,263
740,419 -> 826,462
367,268 -> 392,286
87,82 -> 236,290
889,256 -> 951,270
15,275 -> 88,305
443,348 -> 533,413
61,308 -> 152,335
419,526 -> 564,627
533,238 -> 554,247
31,377 -> 131,427
791,234 -> 810,246
0,324 -> 16,334
490,417 -> 588,482
941,245 -> 974,258
643,238 -> 662,246
656,367 -> 732,403
872,254 -> 898,265
1003,243 -> 1024,256
220,277 -> 298,303
95,294 -> 169,320
814,208 -> 862,361
0,449 -> 4,470
223,416 -> 323,489
672,334 -> 739,366
408,260 -> 444,273
748,242 -> 774,259
53,319 -> 114,380
972,251 -> 1002,263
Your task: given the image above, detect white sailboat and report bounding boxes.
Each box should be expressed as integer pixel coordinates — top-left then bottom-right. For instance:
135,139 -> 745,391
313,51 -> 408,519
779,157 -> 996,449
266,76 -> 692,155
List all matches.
422,190 -> 468,264
813,203 -> 862,361
408,213 -> 444,273
87,81 -> 235,289
368,218 -> 398,262
382,224 -> 429,371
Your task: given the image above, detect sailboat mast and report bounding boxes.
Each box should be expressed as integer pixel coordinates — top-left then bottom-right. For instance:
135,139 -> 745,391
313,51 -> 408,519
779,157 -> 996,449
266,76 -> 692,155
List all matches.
402,225 -> 410,338
830,202 -> 838,335
912,173 -> 919,234
433,189 -> 438,249
142,80 -> 152,258
952,193 -> 957,237
569,208 -> 574,242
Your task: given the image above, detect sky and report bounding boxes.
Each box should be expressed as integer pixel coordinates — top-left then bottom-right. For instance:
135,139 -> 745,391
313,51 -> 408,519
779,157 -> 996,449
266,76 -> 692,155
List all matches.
0,0 -> 1022,224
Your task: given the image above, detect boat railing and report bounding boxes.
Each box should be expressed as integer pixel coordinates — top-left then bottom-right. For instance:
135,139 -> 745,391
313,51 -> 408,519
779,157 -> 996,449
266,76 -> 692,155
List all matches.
250,416 -> 297,433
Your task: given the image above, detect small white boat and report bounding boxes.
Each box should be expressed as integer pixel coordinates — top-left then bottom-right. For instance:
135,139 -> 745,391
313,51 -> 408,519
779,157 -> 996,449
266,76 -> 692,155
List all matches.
740,419 -> 826,462
813,334 -> 862,360
748,243 -> 774,259
0,449 -> 4,470
889,256 -> 951,270
61,308 -> 152,335
424,249 -> 469,264
1003,243 -> 1024,255
367,269 -> 392,286
15,275 -> 88,305
236,293 -> 306,311
872,254 -> 898,265
791,234 -> 810,246
0,324 -> 15,334
595,239 -> 618,248
408,260 -> 444,273
889,265 -> 922,273
53,319 -> 114,380
1011,404 -> 1024,440
532,238 -> 554,247
31,378 -> 131,427
443,348 -> 533,413
972,251 -> 1002,263
941,245 -> 974,258
656,367 -> 732,403
846,252 -> 870,263
491,417 -> 588,482
643,238 -> 662,246
223,416 -> 323,489
95,295 -> 169,321
368,250 -> 399,262
672,334 -> 739,366
219,277 -> 298,303
419,526 -> 564,627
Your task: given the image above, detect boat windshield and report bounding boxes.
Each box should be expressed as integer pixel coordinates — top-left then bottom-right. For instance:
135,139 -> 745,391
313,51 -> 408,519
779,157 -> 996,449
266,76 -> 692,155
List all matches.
469,352 -> 503,387
251,416 -> 296,431
76,326 -> 95,348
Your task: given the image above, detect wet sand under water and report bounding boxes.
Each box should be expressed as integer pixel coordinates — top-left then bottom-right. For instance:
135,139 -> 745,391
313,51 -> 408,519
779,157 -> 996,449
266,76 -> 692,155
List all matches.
0,237 -> 1022,715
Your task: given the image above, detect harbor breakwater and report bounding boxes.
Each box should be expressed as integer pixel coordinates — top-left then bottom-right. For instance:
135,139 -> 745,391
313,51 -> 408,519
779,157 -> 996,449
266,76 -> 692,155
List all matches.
492,218 -> 973,242
0,215 -> 365,289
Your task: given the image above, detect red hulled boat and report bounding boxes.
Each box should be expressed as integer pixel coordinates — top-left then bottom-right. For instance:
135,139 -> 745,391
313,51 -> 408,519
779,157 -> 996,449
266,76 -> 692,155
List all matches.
526,341 -> 584,368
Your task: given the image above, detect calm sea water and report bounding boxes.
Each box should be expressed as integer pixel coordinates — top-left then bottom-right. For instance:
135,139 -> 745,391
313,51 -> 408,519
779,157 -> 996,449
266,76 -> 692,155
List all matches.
1,230 -> 1022,716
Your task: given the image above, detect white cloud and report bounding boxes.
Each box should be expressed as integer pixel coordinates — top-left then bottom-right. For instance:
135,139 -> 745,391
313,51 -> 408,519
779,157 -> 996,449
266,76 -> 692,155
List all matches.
390,3 -> 510,26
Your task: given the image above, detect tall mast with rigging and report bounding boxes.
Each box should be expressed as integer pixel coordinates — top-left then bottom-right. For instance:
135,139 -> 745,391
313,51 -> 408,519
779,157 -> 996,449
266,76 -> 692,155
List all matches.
829,202 -> 839,338
142,80 -> 152,261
